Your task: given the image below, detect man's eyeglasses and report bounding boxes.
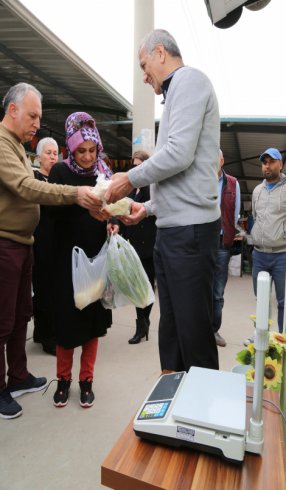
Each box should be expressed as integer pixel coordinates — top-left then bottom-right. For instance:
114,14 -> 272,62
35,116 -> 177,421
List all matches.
71,119 -> 96,130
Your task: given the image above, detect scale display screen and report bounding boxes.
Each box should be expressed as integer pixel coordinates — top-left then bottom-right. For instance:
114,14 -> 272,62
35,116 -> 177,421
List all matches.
137,400 -> 171,420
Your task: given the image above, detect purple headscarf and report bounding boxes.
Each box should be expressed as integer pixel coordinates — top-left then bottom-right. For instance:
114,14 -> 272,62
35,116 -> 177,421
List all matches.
63,112 -> 112,178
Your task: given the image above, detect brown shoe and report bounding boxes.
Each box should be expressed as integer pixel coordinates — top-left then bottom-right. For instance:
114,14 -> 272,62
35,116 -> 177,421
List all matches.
214,332 -> 226,347
161,370 -> 176,375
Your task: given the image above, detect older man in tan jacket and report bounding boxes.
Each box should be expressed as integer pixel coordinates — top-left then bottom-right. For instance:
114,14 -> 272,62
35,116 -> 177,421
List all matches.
0,82 -> 102,419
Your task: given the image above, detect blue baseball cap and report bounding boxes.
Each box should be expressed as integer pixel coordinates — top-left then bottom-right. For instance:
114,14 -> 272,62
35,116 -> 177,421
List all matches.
259,148 -> 282,162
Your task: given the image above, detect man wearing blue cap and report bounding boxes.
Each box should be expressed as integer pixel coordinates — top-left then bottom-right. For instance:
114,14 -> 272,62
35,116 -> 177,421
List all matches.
244,148 -> 286,344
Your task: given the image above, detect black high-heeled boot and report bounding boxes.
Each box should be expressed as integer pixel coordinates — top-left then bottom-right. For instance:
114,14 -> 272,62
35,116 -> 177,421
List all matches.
128,318 -> 149,344
145,317 -> 150,328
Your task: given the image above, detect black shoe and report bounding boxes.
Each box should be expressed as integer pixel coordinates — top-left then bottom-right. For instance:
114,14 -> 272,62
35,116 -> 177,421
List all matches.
144,317 -> 151,328
79,379 -> 94,408
9,373 -> 47,399
214,332 -> 226,347
42,341 -> 56,356
53,379 -> 71,408
128,318 -> 149,344
0,389 -> 23,419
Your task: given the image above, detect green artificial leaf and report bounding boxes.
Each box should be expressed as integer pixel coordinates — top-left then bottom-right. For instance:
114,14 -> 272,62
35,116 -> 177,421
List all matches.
236,349 -> 252,365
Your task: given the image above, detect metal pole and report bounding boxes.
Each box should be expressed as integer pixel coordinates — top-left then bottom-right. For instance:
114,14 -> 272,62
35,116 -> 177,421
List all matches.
132,0 -> 155,156
246,272 -> 270,453
280,276 -> 286,439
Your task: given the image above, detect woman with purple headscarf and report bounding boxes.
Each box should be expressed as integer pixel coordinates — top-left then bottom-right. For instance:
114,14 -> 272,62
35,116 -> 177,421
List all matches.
48,112 -> 117,409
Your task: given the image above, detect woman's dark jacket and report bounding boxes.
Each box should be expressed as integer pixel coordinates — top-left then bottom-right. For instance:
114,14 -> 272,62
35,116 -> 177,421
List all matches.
123,185 -> 156,259
48,163 -> 112,348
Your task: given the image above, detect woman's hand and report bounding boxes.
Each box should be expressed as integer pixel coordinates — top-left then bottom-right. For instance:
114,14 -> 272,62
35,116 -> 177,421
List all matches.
107,222 -> 120,235
118,201 -> 147,225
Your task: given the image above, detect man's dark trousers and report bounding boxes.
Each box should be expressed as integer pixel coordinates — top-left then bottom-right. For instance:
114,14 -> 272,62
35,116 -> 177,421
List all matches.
0,238 -> 32,391
154,219 -> 220,372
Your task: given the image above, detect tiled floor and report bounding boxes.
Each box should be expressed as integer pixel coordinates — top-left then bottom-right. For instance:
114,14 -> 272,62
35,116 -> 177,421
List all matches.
0,273 -> 279,490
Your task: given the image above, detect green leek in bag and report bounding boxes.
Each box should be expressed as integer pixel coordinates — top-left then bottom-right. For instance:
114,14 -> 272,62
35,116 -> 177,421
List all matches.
106,234 -> 155,308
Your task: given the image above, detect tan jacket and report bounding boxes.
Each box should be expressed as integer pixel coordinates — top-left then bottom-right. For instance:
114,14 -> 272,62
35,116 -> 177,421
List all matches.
0,123 -> 77,245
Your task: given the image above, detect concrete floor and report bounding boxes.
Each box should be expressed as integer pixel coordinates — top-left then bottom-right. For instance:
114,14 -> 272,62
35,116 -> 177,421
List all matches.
0,273 -> 279,490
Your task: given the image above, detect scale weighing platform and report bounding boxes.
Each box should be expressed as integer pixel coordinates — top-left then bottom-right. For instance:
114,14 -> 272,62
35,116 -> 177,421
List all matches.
134,367 -> 247,462
134,272 -> 272,463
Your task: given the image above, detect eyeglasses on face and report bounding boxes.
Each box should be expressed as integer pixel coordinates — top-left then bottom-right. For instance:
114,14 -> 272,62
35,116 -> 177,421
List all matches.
71,118 -> 96,130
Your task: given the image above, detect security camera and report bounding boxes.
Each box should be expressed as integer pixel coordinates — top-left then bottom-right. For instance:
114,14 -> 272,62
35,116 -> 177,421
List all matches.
245,0 -> 271,11
205,0 -> 271,28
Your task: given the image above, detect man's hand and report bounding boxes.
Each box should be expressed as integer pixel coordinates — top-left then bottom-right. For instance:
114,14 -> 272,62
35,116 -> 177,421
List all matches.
89,208 -> 112,222
119,201 -> 147,225
104,173 -> 133,203
76,187 -> 103,210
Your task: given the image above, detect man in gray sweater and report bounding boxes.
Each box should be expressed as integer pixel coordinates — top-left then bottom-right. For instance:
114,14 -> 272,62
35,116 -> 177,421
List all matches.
105,29 -> 221,372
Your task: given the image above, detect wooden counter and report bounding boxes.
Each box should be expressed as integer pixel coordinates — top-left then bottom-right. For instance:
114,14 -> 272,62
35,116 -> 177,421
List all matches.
101,389 -> 286,490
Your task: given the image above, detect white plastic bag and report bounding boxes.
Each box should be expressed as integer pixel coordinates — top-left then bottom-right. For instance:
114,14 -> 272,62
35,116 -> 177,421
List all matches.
92,173 -> 110,200
72,241 -> 108,310
104,198 -> 132,216
103,234 -> 155,309
101,278 -> 131,309
92,174 -> 132,216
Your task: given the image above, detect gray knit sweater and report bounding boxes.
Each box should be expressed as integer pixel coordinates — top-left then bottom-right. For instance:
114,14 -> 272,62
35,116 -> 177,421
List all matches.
128,66 -> 221,228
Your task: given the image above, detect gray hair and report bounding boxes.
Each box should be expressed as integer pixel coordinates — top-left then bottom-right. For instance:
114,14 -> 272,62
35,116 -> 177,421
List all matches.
139,29 -> 182,58
36,137 -> 58,156
2,82 -> 42,113
132,150 -> 150,162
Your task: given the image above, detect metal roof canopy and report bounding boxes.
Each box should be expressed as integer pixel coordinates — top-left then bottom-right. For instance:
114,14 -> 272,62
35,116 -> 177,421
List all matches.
220,117 -> 286,203
0,0 -> 133,158
1,1 -> 286,203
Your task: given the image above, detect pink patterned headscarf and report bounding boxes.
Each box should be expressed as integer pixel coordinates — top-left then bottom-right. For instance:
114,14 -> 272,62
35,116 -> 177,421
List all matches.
63,112 -> 112,178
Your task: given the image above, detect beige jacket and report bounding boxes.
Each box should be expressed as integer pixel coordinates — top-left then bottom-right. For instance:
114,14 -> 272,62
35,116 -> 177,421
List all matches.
0,123 -> 77,245
251,174 -> 286,252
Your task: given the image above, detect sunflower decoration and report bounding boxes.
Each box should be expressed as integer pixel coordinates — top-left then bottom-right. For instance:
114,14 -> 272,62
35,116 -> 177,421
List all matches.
236,317 -> 286,392
270,331 -> 286,347
236,346 -> 254,366
245,357 -> 282,392
263,357 -> 282,390
248,314 -> 273,329
245,367 -> 255,383
249,314 -> 256,326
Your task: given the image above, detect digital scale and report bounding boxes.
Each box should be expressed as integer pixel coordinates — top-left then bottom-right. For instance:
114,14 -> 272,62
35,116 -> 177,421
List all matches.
134,272 -> 272,462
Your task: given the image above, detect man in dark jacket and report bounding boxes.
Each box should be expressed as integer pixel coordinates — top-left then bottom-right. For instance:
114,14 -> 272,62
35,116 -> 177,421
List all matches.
213,150 -> 240,347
